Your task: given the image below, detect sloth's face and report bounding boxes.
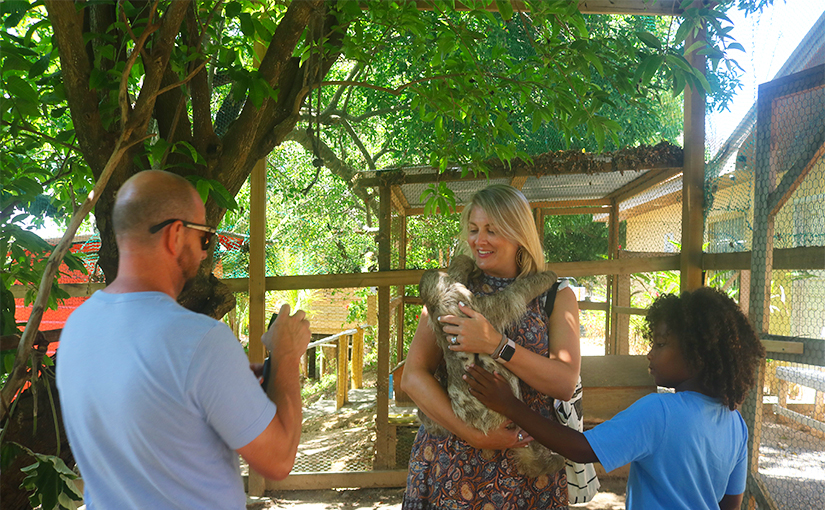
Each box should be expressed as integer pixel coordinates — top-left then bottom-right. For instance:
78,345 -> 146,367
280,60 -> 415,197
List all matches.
467,207 -> 519,279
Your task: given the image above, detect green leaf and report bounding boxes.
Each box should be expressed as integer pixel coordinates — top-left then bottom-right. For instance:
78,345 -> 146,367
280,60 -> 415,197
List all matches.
238,13 -> 254,39
635,31 -> 662,50
195,178 -> 210,203
224,1 -> 241,18
206,179 -> 238,210
494,0 -> 514,21
28,52 -> 51,79
5,75 -> 38,103
727,42 -> 745,53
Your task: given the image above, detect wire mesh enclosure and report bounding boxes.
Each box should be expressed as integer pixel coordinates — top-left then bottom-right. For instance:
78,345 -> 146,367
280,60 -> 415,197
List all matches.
738,63 -> 825,510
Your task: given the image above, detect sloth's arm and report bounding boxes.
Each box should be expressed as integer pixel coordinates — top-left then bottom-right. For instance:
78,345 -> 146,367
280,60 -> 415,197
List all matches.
402,307 -> 522,450
487,287 -> 581,401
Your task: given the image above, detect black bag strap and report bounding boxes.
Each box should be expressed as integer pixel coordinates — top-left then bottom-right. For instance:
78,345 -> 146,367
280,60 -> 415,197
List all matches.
543,280 -> 562,317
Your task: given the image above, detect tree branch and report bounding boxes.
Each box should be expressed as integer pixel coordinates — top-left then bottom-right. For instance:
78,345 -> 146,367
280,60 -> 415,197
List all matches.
45,0 -> 111,173
0,132 -> 152,422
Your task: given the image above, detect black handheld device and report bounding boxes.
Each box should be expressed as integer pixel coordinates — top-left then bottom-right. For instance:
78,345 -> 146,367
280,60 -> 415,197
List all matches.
260,312 -> 278,389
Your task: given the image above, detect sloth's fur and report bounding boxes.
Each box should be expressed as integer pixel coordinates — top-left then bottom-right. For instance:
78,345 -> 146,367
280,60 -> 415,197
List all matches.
418,254 -> 565,477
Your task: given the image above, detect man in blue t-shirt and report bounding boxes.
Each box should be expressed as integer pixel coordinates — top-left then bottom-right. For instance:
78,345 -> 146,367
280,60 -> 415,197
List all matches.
57,170 -> 311,509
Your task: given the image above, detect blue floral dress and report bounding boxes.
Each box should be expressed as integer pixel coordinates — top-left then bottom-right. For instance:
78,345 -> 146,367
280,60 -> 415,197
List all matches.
403,273 -> 568,510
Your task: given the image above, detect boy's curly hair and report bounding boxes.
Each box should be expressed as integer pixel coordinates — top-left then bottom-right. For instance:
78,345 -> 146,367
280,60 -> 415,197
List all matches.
643,287 -> 766,410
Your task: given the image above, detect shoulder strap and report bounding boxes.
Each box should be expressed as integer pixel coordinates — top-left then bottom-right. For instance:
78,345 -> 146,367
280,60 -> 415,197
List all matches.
543,280 -> 561,317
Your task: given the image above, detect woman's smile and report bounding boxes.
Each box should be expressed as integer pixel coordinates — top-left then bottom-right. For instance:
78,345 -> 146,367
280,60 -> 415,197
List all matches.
467,207 -> 519,278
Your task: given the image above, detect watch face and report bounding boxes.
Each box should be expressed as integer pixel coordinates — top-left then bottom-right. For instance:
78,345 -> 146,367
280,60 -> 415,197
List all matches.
500,343 -> 516,362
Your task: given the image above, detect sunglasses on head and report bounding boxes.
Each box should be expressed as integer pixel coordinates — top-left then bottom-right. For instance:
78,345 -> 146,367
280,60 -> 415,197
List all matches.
148,219 -> 217,251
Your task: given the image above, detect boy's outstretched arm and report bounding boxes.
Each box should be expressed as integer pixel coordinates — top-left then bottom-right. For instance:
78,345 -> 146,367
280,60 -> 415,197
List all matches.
464,364 -> 598,464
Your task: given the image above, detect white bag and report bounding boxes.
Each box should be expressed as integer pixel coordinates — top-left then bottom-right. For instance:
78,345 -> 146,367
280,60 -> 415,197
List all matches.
555,377 -> 600,503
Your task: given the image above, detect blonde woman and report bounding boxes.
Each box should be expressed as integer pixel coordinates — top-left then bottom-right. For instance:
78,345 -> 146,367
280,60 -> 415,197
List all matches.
401,184 -> 582,509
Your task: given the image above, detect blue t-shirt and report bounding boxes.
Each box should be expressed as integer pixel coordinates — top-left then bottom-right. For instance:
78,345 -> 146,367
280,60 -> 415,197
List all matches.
583,391 -> 748,510
57,291 -> 277,510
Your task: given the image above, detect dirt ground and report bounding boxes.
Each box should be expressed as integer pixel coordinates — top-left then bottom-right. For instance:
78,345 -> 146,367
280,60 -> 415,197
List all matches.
247,477 -> 627,509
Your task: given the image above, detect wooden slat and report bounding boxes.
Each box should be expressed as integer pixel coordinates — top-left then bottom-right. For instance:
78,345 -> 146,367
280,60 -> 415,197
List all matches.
762,339 -> 804,355
263,470 -> 408,491
702,246 -> 825,271
581,355 -> 655,388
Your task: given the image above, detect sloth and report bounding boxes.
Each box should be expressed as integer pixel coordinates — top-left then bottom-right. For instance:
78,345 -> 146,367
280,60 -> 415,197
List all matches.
418,254 -> 566,477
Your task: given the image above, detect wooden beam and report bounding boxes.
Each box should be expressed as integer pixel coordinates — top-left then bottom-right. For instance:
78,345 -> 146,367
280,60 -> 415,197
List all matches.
510,175 -> 528,189
391,185 -> 410,214
541,206 -> 611,216
355,145 -> 683,189
219,255 -> 683,295
761,339 -> 804,355
248,40 -> 269,498
537,198 -> 613,208
396,213 -> 408,364
263,470 -> 408,491
375,185 -> 392,469
680,26 -> 706,292
405,198 -> 612,216
702,246 -> 825,271
412,0 -> 683,15
605,166 -> 683,204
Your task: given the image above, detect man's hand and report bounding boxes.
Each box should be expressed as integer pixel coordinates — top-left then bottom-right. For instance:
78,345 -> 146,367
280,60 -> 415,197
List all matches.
261,303 -> 311,362
463,364 -> 520,416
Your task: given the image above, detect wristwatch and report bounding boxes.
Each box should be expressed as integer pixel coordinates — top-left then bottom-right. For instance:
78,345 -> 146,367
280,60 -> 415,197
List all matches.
493,338 -> 517,363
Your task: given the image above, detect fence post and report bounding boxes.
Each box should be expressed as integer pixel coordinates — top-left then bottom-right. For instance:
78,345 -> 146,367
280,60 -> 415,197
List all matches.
336,334 -> 349,409
352,327 -> 364,389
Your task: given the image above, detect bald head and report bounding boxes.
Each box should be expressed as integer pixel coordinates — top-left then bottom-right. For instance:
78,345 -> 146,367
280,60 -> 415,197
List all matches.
112,170 -> 202,241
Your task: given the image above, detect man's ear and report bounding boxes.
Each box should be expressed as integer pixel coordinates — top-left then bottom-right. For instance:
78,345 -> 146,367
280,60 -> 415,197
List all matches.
163,221 -> 186,256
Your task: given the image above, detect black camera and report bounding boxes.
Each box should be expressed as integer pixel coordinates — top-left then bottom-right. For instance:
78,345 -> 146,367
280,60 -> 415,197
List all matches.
260,312 -> 277,389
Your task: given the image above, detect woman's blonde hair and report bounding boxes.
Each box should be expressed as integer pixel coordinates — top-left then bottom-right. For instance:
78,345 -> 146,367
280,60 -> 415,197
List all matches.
459,184 -> 545,278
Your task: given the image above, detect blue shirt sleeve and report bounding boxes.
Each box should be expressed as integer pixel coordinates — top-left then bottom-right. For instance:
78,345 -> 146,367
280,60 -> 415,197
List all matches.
583,393 -> 667,473
187,323 -> 278,450
726,411 -> 749,495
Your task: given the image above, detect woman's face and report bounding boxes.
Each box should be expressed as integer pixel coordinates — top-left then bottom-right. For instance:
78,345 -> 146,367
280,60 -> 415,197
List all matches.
467,206 -> 520,279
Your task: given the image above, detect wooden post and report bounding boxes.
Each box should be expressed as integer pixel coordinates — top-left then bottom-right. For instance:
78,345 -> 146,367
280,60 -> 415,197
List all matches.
739,270 -> 751,317
351,327 -> 364,389
396,213 -> 407,366
742,53 -> 779,510
321,345 -> 336,375
374,184 -> 392,469
307,346 -> 317,379
247,39 -> 268,498
336,334 -> 349,409
680,24 -> 706,292
606,200 -> 619,354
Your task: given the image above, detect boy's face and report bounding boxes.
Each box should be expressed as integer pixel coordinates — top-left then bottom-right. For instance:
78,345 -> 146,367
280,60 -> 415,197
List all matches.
646,322 -> 698,390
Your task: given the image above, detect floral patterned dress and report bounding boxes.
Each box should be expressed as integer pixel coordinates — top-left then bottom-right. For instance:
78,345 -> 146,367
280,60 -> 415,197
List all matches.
403,273 -> 568,510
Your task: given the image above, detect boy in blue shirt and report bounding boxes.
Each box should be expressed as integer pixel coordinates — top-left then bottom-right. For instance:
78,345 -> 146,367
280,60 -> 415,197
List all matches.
465,287 -> 765,510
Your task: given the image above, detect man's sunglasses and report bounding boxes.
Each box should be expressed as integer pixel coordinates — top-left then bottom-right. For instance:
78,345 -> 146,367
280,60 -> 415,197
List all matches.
148,219 -> 217,251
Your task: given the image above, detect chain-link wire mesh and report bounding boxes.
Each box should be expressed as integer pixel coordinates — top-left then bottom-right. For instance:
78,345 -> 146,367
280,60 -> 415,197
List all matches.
736,59 -> 825,509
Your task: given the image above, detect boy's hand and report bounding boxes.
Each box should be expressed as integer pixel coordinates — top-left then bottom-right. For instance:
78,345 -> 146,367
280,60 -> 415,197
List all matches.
463,364 -> 520,415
